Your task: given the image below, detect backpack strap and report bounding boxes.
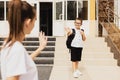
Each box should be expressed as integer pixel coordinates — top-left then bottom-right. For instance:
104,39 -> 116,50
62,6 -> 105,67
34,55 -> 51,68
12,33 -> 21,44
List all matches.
72,29 -> 75,34
68,29 -> 75,53
81,29 -> 84,32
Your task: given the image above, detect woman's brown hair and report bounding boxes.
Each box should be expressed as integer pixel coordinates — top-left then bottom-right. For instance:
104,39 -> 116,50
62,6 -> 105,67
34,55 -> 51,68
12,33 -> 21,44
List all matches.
5,0 -> 36,46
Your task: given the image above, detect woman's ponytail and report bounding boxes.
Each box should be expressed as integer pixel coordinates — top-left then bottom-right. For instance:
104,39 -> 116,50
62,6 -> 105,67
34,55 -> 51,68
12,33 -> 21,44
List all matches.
6,0 -> 36,46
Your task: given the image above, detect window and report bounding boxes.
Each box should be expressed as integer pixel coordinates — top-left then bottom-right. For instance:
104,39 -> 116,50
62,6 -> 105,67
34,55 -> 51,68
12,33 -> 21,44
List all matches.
67,0 -> 88,20
55,0 -> 88,20
0,1 -> 4,20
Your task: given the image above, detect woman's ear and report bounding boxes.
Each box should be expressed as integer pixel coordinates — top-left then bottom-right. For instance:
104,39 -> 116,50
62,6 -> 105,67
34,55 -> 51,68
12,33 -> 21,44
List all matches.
23,19 -> 31,34
25,19 -> 31,28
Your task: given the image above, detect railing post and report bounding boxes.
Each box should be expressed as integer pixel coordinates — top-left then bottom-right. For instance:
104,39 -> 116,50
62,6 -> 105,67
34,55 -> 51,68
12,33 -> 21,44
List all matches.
119,18 -> 120,29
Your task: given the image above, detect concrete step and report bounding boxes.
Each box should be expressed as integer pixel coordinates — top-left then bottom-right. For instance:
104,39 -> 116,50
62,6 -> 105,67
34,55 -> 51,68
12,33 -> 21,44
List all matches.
24,37 -> 56,41
86,37 -> 105,41
34,57 -> 53,64
28,51 -> 54,57
25,46 -> 55,51
0,41 -> 55,46
83,49 -> 110,52
84,46 -> 110,50
83,58 -> 117,66
82,52 -> 114,58
84,43 -> 107,47
0,37 -> 56,41
0,46 -> 55,51
22,41 -> 55,46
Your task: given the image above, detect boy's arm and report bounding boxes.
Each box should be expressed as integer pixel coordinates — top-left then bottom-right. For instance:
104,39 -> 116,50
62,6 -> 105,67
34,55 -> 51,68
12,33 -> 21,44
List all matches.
80,30 -> 86,41
64,27 -> 72,36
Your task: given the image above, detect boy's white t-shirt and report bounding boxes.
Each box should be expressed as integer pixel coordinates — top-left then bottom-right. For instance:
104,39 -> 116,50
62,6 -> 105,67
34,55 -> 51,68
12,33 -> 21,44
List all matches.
0,41 -> 38,80
71,28 -> 83,48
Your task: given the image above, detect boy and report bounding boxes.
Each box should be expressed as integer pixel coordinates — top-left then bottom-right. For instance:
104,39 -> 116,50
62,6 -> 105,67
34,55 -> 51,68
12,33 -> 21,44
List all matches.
65,18 -> 86,78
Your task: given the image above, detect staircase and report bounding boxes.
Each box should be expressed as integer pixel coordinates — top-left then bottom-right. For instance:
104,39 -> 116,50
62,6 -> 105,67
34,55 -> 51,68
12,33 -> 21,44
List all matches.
0,37 -> 56,80
82,37 -> 120,80
83,37 -> 117,65
49,36 -> 120,80
23,37 -> 55,65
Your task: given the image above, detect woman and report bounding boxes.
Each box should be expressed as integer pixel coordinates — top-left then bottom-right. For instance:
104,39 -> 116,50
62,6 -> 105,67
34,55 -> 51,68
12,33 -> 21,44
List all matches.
0,0 -> 47,80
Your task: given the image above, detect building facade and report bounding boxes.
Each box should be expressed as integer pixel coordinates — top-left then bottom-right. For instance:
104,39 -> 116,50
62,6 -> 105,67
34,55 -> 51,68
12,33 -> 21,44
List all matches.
0,0 -> 101,37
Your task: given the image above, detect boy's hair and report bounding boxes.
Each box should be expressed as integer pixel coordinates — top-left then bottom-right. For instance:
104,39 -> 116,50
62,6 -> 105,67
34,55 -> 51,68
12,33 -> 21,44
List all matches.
75,18 -> 83,25
6,0 -> 36,46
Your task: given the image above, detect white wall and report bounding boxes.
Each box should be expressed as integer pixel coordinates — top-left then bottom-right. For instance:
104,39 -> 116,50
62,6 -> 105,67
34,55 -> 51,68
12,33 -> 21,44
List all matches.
0,20 -> 90,37
53,21 -> 65,36
0,21 -> 9,37
0,21 -> 39,37
65,20 -> 89,36
53,20 -> 90,36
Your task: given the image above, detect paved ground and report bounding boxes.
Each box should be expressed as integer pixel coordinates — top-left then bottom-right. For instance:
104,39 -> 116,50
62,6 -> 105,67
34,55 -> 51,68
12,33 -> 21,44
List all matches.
49,36 -> 120,80
37,66 -> 53,80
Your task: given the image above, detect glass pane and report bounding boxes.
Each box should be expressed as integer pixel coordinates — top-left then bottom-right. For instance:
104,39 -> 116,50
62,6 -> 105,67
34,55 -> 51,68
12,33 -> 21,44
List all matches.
56,2 -> 62,20
79,1 -> 88,20
67,1 -> 77,20
0,1 -> 4,20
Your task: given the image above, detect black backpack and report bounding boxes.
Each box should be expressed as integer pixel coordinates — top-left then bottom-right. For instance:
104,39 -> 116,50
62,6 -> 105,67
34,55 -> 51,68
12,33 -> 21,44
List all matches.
66,29 -> 75,49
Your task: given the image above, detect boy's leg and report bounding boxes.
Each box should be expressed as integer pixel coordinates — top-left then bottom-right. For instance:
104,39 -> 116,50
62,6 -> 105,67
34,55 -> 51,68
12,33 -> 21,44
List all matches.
72,61 -> 81,78
72,61 -> 79,72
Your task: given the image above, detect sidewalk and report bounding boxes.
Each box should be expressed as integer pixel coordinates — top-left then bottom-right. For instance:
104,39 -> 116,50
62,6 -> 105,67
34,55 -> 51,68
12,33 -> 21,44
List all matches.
49,36 -> 91,80
49,36 -> 120,80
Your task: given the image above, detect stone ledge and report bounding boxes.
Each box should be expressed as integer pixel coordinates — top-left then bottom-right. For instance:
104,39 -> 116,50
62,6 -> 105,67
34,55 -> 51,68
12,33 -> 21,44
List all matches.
105,35 -> 120,66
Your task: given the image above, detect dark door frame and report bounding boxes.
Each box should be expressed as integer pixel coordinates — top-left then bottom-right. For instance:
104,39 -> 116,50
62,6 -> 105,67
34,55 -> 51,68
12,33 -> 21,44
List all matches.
39,2 -> 53,36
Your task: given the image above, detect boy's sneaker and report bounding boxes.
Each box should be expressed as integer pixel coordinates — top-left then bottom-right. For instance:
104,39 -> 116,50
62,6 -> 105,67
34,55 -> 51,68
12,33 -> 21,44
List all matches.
76,70 -> 82,75
73,71 -> 79,78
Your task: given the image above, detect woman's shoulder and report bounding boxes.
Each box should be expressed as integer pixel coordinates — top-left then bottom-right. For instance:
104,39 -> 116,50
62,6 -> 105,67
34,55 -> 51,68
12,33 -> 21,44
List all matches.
9,41 -> 26,56
12,41 -> 25,51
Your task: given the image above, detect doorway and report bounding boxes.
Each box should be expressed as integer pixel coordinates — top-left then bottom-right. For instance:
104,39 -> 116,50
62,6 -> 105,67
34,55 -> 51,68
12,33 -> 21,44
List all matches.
39,2 -> 52,36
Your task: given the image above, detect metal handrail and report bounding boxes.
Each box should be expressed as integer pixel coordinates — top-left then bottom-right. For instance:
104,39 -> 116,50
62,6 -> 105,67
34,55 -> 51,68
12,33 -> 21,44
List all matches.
106,7 -> 120,19
98,3 -> 120,29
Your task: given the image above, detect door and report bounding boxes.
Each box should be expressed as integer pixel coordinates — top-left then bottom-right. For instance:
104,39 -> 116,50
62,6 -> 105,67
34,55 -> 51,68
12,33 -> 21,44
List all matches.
39,2 -> 52,36
53,0 -> 65,36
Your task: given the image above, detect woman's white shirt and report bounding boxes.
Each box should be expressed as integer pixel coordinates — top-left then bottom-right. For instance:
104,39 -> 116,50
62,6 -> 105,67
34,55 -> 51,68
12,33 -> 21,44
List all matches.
71,28 -> 83,48
0,41 -> 38,80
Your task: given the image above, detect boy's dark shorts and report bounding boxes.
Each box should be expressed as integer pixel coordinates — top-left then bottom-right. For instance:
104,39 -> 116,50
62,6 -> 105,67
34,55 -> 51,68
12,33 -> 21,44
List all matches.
70,47 -> 83,62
